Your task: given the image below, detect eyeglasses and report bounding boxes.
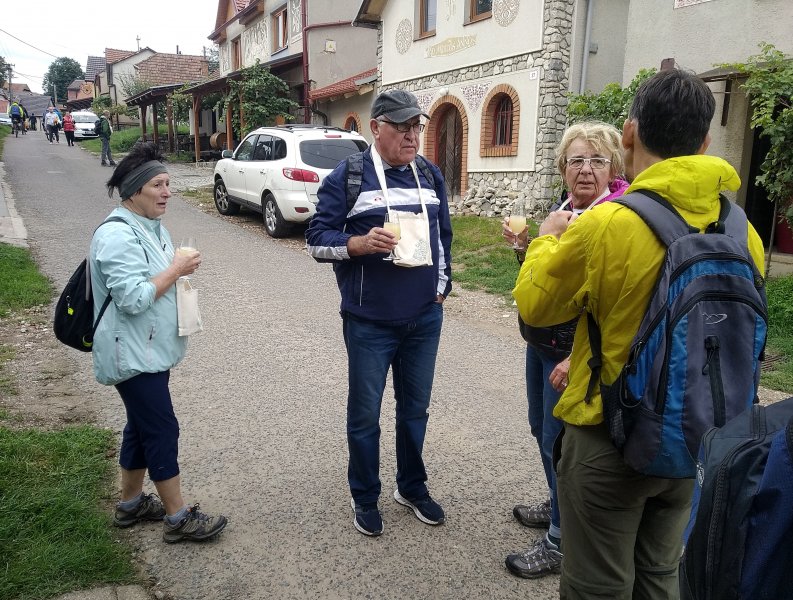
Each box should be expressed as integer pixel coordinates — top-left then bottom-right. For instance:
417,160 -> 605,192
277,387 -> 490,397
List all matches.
378,120 -> 425,133
566,157 -> 612,170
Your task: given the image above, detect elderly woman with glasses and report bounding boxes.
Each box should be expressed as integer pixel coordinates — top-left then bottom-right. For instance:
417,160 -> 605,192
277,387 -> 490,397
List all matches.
501,121 -> 628,579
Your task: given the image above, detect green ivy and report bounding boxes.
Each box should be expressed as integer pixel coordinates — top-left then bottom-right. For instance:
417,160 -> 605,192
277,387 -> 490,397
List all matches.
220,61 -> 299,138
566,68 -> 657,128
722,43 -> 793,227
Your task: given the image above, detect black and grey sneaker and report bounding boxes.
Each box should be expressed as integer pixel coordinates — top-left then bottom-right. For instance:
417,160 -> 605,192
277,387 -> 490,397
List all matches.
393,489 -> 445,525
351,498 -> 383,537
505,536 -> 563,579
513,498 -> 551,528
162,504 -> 228,543
113,493 -> 166,528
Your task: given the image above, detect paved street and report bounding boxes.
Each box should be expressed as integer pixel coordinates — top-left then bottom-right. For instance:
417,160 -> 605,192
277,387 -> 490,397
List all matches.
1,133 -> 558,599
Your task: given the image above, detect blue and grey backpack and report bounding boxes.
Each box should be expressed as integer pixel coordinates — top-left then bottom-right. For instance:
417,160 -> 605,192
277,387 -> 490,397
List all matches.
588,190 -> 767,478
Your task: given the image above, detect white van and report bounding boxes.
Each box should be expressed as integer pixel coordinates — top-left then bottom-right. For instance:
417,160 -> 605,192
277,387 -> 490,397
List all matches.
71,111 -> 99,139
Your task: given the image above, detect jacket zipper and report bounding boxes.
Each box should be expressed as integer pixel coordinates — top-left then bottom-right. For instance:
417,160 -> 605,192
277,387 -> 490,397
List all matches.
358,265 -> 364,306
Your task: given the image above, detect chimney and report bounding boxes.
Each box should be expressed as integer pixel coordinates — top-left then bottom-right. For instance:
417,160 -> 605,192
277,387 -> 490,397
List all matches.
176,45 -> 181,55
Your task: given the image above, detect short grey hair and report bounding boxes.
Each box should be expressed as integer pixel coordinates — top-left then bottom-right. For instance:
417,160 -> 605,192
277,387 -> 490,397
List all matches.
555,121 -> 624,178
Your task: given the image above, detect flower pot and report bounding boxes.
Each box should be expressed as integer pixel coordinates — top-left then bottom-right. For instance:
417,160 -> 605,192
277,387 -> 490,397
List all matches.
775,216 -> 793,255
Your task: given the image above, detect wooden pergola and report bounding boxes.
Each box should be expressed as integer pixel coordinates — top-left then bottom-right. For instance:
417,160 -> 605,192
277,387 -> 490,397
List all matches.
180,52 -> 303,163
125,84 -> 186,152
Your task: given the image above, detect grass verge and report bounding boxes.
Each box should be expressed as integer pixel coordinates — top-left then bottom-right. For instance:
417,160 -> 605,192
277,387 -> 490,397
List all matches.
451,215 -> 539,298
0,244 -> 52,318
0,427 -> 136,600
0,242 -> 137,599
80,125 -> 191,156
450,218 -> 793,393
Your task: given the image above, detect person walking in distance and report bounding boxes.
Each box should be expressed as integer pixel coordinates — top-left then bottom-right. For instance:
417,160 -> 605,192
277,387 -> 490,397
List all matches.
98,110 -> 116,166
513,69 -> 765,599
44,107 -> 60,144
62,111 -> 76,146
306,89 -> 452,537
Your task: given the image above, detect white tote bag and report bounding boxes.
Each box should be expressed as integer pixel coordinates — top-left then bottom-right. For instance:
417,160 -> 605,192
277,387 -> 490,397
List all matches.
372,146 -> 433,268
176,277 -> 203,336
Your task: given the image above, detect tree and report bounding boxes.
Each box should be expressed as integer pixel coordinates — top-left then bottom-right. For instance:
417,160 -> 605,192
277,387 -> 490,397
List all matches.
42,58 -> 84,104
222,61 -> 298,137
205,46 -> 220,73
566,68 -> 657,128
0,56 -> 7,91
722,43 -> 793,229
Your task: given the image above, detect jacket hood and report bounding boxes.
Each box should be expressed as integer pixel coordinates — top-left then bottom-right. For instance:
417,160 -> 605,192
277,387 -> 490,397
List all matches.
626,155 -> 740,214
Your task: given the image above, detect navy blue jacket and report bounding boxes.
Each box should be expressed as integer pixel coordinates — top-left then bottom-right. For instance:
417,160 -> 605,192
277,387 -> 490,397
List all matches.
306,147 -> 452,324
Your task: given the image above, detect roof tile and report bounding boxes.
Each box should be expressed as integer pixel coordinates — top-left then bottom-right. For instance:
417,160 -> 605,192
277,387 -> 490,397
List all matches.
309,68 -> 377,101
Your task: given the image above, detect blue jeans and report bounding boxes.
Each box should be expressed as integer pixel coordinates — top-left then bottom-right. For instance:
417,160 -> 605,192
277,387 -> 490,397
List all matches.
526,345 -> 564,536
101,136 -> 113,163
342,303 -> 443,506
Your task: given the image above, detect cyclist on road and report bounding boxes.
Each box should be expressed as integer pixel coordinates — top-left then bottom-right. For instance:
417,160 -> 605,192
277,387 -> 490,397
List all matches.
7,101 -> 25,135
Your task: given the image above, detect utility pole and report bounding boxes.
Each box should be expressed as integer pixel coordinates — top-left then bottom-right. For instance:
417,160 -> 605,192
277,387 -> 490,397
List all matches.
136,35 -> 141,51
6,64 -> 14,100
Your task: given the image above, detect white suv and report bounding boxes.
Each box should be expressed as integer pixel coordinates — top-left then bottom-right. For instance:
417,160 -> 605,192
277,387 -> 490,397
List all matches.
212,125 -> 368,237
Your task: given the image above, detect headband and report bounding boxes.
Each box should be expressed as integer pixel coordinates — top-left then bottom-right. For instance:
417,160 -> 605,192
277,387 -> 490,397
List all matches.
119,160 -> 168,200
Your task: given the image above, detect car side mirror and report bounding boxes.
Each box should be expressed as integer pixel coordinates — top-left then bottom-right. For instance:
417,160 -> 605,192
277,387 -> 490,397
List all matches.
221,150 -> 234,159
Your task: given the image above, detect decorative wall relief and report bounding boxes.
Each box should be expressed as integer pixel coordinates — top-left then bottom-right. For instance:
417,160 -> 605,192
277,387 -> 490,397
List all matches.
219,45 -> 231,75
416,93 -> 434,115
461,83 -> 490,112
494,0 -> 520,27
290,0 -> 302,38
395,19 -> 413,54
444,0 -> 456,20
674,0 -> 715,7
425,35 -> 476,58
242,18 -> 268,68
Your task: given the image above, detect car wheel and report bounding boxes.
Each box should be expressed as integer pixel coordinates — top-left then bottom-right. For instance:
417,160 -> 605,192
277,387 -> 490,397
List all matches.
263,193 -> 290,238
214,179 -> 240,216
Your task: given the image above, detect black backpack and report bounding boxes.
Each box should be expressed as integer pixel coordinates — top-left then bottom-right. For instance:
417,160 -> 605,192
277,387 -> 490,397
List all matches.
589,190 -> 768,478
53,217 -> 146,352
680,396 -> 793,600
94,119 -> 102,136
343,150 -> 436,211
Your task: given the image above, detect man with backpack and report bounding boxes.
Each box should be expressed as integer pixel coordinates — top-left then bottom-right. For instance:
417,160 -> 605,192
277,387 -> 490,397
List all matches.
513,69 -> 766,598
7,100 -> 24,133
97,110 -> 116,166
305,89 -> 452,537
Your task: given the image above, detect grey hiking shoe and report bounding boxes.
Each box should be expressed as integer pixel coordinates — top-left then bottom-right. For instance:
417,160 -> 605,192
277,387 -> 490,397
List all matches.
505,536 -> 563,579
513,498 -> 551,528
113,493 -> 166,528
162,504 -> 228,543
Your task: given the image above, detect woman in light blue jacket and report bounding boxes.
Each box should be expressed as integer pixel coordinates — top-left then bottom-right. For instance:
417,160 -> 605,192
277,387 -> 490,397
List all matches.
90,142 -> 227,544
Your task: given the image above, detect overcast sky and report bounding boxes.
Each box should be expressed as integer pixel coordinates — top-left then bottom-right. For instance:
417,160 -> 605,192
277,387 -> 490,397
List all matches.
0,0 -> 219,94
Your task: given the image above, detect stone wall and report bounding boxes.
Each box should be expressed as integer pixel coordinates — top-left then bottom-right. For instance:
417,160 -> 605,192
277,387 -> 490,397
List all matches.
375,1 -> 573,218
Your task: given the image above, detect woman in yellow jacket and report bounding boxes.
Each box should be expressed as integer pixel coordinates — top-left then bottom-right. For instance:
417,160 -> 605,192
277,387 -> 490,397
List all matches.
513,69 -> 765,599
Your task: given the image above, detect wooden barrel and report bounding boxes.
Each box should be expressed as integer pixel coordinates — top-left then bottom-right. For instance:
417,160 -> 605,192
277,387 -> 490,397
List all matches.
209,132 -> 227,149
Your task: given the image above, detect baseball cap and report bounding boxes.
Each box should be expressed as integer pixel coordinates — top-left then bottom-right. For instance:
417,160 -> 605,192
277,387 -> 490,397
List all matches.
371,89 -> 430,123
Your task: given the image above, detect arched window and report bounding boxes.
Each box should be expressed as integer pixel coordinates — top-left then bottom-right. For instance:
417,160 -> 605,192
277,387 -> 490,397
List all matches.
493,95 -> 513,146
480,85 -> 520,157
343,112 -> 362,133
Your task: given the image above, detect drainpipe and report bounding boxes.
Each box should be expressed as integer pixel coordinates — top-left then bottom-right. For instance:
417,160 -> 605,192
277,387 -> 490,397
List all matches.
302,12 -> 353,124
578,0 -> 594,94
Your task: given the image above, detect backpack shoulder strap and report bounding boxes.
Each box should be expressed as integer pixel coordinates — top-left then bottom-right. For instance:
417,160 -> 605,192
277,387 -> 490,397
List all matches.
706,194 -> 749,247
615,189 -> 698,247
345,151 -> 365,212
414,155 -> 436,190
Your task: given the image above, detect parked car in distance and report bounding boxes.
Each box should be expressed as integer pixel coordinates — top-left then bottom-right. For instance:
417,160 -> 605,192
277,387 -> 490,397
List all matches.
212,125 -> 368,237
71,110 -> 99,139
0,114 -> 12,126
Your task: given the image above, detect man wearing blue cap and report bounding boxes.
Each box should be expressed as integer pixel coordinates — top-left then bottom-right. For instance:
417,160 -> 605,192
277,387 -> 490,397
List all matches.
306,89 -> 452,537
